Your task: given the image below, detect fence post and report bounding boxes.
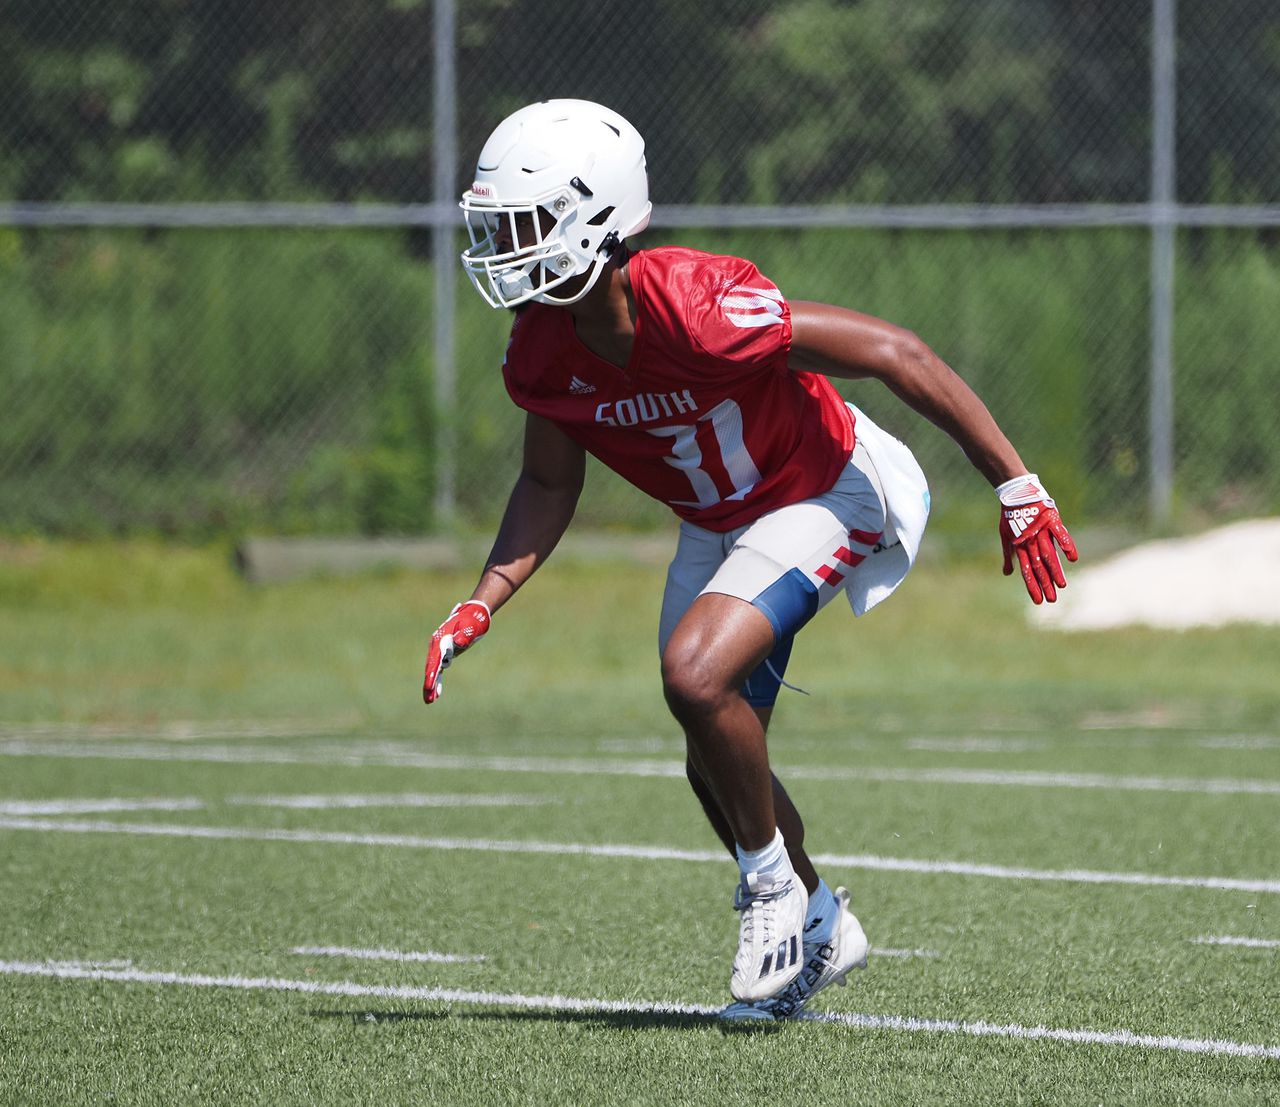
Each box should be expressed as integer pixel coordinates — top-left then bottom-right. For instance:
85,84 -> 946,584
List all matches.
1149,0 -> 1177,527
432,0 -> 458,527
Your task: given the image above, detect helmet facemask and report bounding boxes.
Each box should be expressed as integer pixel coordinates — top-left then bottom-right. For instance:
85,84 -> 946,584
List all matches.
461,183 -> 618,309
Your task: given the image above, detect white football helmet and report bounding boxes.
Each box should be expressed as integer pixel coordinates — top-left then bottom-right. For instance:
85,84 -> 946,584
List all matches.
460,99 -> 652,309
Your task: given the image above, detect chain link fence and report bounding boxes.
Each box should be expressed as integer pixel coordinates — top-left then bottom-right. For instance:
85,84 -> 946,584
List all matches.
2,0 -> 1278,537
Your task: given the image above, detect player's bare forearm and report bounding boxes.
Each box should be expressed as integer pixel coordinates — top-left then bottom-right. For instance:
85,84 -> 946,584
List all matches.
789,301 -> 1028,487
469,412 -> 585,613
472,472 -> 580,611
873,343 -> 1028,487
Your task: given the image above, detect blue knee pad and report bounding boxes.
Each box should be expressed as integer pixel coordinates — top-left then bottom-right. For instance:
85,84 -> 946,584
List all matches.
740,568 -> 820,708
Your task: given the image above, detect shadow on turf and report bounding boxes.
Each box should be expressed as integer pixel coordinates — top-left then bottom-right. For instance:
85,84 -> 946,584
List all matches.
309,1008 -> 782,1035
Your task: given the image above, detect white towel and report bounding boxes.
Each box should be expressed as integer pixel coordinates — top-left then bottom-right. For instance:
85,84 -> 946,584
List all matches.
843,403 -> 931,616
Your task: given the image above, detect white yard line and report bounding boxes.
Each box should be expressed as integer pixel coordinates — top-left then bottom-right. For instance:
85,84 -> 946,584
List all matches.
1197,736 -> 1280,751
0,739 -> 687,774
2,739 -> 1278,796
2,816 -> 1277,894
0,719 -> 359,742
596,738 -> 676,754
820,767 -> 1280,795
1191,936 -> 1280,949
0,958 -> 1275,1060
905,738 -> 1045,753
43,959 -> 135,970
871,947 -> 942,959
228,793 -> 553,810
0,798 -> 205,815
0,794 -> 547,815
292,945 -> 486,964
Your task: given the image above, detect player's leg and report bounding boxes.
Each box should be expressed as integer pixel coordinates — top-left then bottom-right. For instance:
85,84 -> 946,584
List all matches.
664,523 -> 767,846
684,706 -> 820,893
660,513 -> 877,1004
678,451 -> 890,1016
661,592 -> 782,850
660,527 -> 819,1003
686,703 -> 864,1021
663,525 -> 823,888
662,590 -> 810,1001
665,484 -> 889,854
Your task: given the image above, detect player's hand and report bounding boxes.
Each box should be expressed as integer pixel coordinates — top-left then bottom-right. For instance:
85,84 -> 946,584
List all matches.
423,600 -> 491,703
996,474 -> 1079,605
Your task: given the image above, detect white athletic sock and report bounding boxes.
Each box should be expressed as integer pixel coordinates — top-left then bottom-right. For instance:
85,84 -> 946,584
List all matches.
804,879 -> 839,943
735,828 -> 791,885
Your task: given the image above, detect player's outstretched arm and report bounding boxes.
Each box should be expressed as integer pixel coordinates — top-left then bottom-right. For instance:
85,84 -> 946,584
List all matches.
423,412 -> 585,702
788,301 -> 1078,603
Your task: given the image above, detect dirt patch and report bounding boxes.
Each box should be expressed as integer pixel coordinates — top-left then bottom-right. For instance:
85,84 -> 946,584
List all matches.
1031,518 -> 1280,631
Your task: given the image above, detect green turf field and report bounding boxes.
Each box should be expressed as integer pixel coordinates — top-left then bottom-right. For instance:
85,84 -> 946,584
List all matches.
2,541 -> 1278,1105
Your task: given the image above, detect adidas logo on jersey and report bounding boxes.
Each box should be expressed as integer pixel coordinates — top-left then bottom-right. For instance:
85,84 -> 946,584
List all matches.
569,376 -> 597,395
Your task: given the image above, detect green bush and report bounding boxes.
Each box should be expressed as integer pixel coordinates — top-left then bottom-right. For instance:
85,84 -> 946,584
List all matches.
1,225 -> 1277,537
0,227 -> 434,534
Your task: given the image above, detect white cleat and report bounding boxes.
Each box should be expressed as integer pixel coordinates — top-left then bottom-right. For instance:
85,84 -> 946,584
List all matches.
729,870 -> 808,1003
718,1000 -> 776,1022
754,886 -> 869,1019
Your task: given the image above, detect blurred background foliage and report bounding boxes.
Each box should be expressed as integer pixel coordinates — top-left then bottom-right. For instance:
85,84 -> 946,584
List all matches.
1,0 -> 1278,536
7,0 -> 1279,206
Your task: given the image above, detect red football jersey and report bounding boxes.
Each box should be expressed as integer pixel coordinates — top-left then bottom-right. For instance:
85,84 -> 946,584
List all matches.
502,246 -> 856,532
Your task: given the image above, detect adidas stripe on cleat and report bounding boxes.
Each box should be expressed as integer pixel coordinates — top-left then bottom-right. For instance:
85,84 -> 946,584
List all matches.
729,870 -> 808,1002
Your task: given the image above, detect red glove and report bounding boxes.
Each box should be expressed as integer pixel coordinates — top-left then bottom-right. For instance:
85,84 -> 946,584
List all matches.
997,474 -> 1079,605
423,600 -> 491,704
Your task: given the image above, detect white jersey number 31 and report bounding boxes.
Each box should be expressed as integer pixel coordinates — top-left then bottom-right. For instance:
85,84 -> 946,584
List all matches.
647,399 -> 762,509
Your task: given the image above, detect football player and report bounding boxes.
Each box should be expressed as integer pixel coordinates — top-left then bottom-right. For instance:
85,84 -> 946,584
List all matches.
423,100 -> 1077,1019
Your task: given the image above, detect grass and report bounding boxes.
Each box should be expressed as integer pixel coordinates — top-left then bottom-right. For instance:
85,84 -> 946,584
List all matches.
1,540 -> 1278,1104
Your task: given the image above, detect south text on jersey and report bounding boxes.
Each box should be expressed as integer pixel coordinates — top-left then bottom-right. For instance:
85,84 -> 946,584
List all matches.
594,389 -> 699,427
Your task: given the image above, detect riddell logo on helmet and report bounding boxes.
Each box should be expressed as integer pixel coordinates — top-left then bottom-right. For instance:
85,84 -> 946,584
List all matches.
470,183 -> 492,197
